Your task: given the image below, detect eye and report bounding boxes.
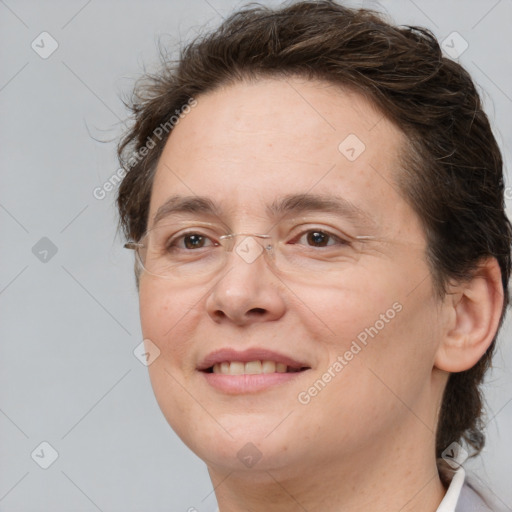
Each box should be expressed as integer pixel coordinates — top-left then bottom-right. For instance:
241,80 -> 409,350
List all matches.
167,231 -> 218,251
293,229 -> 350,248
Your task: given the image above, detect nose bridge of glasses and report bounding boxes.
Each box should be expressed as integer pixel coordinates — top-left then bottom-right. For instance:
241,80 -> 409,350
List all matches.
219,233 -> 274,265
219,232 -> 271,248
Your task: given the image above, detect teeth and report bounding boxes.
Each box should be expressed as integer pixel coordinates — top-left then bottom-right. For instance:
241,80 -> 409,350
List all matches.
262,360 -> 276,373
245,361 -> 262,374
229,361 -> 244,375
276,362 -> 287,373
211,360 -> 300,375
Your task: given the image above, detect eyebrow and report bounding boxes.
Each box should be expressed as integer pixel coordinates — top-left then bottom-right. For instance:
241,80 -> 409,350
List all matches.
266,193 -> 375,226
152,193 -> 375,228
153,195 -> 222,226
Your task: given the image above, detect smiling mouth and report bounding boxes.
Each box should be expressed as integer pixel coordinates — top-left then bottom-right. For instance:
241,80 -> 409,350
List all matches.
203,360 -> 311,375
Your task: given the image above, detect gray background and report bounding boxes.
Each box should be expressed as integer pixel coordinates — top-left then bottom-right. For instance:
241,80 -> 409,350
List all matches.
0,0 -> 511,510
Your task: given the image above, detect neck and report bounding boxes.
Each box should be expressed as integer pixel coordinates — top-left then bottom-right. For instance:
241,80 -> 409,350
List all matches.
208,425 -> 447,512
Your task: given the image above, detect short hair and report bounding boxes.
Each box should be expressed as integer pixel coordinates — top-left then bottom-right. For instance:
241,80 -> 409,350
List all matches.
116,0 -> 511,467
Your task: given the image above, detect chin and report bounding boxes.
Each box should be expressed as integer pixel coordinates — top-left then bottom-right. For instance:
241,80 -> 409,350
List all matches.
176,416 -> 301,469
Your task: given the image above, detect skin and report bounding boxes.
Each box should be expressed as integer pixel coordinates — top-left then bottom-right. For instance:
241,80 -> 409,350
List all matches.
137,77 -> 503,511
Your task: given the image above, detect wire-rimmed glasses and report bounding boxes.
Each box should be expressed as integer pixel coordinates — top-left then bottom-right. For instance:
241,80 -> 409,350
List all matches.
124,220 -> 374,284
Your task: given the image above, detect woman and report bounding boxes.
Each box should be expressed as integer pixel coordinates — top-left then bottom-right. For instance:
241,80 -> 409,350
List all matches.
117,2 -> 511,510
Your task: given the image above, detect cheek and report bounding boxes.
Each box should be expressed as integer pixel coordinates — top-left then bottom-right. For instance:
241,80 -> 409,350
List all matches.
138,280 -> 207,439
296,297 -> 440,455
295,269 -> 395,348
139,279 -> 204,366
305,264 -> 440,401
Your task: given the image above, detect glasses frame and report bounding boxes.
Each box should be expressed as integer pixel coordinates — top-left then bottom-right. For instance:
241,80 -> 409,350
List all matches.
124,230 -> 277,278
123,220 -> 377,280
124,232 -> 273,251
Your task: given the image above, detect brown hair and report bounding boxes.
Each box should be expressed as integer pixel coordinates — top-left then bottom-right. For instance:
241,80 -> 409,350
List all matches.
116,0 -> 511,464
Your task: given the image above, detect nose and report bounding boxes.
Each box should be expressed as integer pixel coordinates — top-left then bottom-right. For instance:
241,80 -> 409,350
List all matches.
205,242 -> 286,326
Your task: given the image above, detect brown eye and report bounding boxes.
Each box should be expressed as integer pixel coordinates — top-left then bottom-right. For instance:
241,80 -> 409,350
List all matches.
294,229 -> 348,248
183,234 -> 207,249
306,231 -> 331,247
166,232 -> 218,252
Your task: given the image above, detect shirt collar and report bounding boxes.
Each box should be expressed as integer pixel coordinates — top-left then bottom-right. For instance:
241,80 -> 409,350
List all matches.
436,466 -> 466,512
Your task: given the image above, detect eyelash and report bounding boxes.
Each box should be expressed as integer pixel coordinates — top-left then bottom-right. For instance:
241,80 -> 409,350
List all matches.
167,228 -> 351,251
291,229 -> 351,248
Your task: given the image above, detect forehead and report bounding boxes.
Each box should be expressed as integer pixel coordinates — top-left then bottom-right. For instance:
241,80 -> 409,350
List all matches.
148,77 -> 419,239
158,76 -> 399,164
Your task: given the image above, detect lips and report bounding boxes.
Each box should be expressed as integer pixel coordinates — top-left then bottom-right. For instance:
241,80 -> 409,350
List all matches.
197,347 -> 311,373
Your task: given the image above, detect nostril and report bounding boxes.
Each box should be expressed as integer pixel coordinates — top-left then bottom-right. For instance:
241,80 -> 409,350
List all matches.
249,308 -> 266,315
212,311 -> 227,321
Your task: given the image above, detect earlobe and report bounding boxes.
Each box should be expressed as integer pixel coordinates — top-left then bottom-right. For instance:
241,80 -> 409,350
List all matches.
434,257 -> 504,373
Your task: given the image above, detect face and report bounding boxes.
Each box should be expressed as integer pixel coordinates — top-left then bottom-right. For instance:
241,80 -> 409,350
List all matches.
139,77 -> 445,477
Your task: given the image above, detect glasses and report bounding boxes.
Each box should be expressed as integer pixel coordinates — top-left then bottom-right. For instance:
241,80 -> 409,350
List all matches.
124,220 -> 375,284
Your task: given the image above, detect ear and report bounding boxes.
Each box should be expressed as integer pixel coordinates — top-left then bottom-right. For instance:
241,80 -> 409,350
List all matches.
434,257 -> 505,372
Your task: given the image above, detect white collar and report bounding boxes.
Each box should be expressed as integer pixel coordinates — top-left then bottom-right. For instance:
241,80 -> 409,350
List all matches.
213,466 -> 467,512
436,466 -> 466,512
